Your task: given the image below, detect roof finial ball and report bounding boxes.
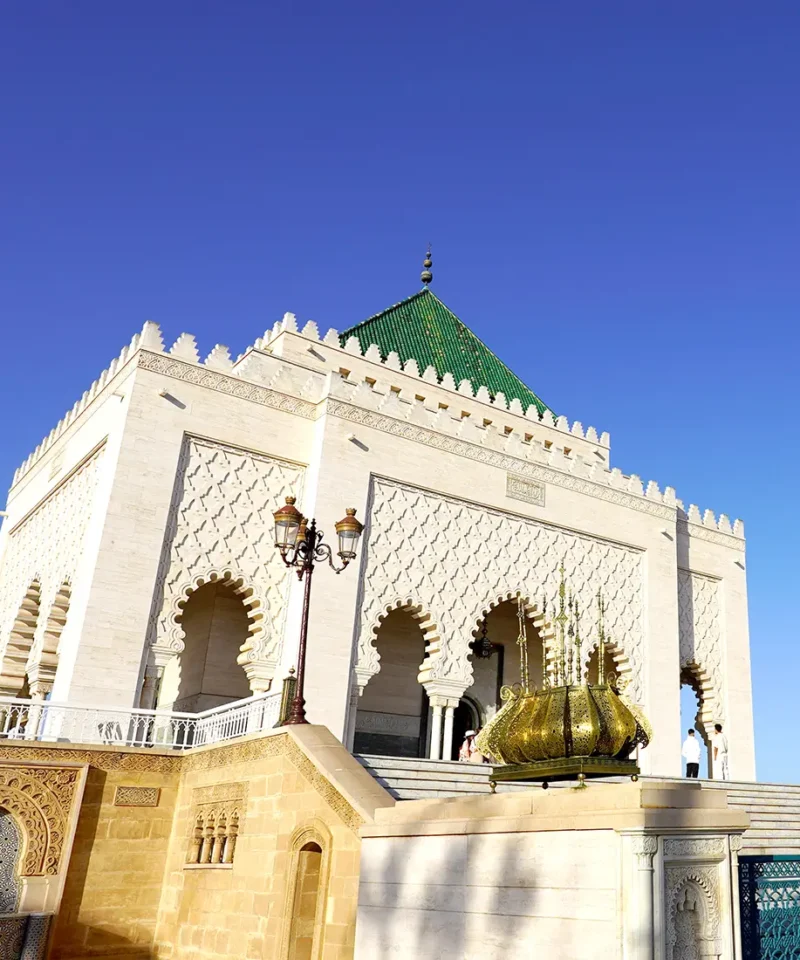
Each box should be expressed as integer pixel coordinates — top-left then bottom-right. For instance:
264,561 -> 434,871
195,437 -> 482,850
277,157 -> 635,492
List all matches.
421,246 -> 433,286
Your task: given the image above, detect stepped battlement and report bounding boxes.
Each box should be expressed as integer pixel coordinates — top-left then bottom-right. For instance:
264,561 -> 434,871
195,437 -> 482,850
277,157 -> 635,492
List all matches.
7,314 -> 745,542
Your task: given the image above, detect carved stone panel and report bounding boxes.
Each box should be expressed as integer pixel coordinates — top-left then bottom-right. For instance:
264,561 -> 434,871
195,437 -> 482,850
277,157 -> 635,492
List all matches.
0,447 -> 105,670
150,437 -> 304,678
358,478 -> 645,699
665,862 -> 723,960
0,764 -> 82,876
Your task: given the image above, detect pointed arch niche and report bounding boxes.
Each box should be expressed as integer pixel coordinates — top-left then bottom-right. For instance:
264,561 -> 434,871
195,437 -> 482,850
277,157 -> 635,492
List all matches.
281,821 -> 332,960
0,581 -> 41,697
354,604 -> 430,758
157,578 -> 253,712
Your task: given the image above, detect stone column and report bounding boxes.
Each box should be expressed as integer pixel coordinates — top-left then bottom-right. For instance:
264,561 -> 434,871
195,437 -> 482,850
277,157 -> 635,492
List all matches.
442,703 -> 456,762
429,698 -> 444,760
631,835 -> 658,960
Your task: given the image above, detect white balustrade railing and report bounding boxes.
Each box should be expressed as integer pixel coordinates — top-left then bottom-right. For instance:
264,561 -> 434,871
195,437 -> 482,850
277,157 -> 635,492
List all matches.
0,689 -> 283,750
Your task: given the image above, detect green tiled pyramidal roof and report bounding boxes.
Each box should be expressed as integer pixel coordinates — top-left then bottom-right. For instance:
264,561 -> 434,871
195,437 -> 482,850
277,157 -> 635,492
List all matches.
340,288 -> 548,415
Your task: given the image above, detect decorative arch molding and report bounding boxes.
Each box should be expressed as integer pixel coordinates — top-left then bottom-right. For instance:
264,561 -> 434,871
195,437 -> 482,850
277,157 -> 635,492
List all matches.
27,579 -> 72,697
0,765 -> 81,876
680,661 -> 719,734
280,819 -> 334,960
356,597 -> 438,690
0,581 -> 41,697
678,570 -> 724,723
468,592 -> 556,688
357,478 -> 646,699
582,638 -> 634,690
163,567 -> 275,694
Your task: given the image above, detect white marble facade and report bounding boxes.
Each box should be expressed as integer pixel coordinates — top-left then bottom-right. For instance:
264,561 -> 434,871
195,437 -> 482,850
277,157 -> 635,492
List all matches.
0,308 -> 755,777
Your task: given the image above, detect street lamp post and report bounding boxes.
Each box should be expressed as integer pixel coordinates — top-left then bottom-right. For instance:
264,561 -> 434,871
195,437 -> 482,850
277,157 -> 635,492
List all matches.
273,497 -> 364,725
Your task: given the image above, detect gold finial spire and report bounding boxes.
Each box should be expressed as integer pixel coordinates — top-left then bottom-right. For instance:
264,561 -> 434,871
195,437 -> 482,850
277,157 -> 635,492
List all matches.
420,245 -> 433,286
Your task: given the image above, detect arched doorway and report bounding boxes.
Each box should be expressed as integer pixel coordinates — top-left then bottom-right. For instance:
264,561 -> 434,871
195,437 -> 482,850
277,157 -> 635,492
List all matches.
354,608 -> 428,757
681,668 -> 712,778
158,581 -> 252,712
465,599 -> 544,734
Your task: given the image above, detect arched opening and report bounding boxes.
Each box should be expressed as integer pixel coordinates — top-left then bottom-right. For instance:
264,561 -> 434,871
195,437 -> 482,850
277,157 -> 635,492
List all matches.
464,599 -> 544,737
354,608 -> 428,757
288,841 -> 323,960
0,808 -> 21,913
451,696 -> 481,761
586,643 -> 621,686
0,582 -> 41,697
28,580 -> 71,698
680,668 -> 711,778
158,581 -> 252,712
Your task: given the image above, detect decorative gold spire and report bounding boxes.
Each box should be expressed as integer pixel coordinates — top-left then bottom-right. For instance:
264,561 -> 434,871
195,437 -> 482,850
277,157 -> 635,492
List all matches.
475,571 -> 651,784
420,246 -> 433,286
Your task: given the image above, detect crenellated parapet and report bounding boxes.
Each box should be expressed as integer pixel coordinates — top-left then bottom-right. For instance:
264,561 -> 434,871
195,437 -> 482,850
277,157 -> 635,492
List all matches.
7,314 -> 745,544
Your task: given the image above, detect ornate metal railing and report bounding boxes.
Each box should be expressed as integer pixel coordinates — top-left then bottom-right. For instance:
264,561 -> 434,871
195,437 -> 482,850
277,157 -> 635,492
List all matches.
0,690 -> 283,750
740,855 -> 800,959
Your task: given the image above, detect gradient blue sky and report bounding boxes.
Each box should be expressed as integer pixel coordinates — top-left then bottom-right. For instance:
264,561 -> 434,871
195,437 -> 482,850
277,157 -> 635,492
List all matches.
1,4 -> 797,780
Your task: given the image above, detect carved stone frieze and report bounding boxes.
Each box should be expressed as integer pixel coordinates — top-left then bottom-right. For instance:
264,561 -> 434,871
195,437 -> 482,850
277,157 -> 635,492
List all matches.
358,478 -> 645,700
326,399 -> 675,521
0,743 -> 180,774
677,517 -> 743,549
114,785 -> 160,807
137,351 -> 317,419
664,837 -> 725,859
0,764 -> 81,876
182,733 -> 363,831
506,474 -> 546,507
149,436 -> 304,682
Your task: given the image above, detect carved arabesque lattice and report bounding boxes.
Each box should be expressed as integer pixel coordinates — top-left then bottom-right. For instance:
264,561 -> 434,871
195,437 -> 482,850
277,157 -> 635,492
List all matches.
0,809 -> 21,913
358,479 -> 645,700
0,766 -> 80,876
678,570 -> 723,723
665,863 -> 723,960
0,449 -> 104,688
150,438 -> 304,680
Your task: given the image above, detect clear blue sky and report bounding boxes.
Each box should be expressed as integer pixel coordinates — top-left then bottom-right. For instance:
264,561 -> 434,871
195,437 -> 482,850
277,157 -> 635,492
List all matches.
1,4 -> 797,780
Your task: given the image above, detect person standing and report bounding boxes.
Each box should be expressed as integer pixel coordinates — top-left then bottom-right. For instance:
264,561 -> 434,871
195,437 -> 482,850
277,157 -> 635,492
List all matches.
713,723 -> 729,780
682,728 -> 701,778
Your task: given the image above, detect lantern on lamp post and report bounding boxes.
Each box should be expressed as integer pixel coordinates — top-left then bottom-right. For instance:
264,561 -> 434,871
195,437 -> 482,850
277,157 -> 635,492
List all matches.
273,497 -> 364,724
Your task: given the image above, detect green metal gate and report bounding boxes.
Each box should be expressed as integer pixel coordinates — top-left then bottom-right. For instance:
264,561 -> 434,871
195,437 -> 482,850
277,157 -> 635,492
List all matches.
740,856 -> 800,959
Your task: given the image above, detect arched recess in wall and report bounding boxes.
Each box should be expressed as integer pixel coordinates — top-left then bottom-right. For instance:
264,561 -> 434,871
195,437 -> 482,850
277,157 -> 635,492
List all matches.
355,601 -> 433,758
159,572 -> 256,712
282,822 -> 332,960
29,580 -> 71,697
0,807 -> 22,913
681,662 -> 717,776
0,581 -> 41,697
469,594 -> 552,691
585,640 -> 632,690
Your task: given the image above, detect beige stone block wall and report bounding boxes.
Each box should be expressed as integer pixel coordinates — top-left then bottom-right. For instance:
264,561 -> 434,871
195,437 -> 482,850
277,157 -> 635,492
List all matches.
154,726 -> 390,960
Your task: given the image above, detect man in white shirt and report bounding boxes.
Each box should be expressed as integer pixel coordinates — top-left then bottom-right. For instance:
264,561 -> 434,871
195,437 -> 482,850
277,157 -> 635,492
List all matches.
713,723 -> 729,780
681,728 -> 701,778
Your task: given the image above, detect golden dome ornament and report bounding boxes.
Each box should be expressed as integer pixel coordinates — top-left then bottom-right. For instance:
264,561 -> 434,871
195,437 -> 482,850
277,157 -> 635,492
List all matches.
475,578 -> 650,787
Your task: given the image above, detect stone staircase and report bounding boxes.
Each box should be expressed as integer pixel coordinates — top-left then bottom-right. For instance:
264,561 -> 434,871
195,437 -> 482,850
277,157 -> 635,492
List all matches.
356,755 -> 800,855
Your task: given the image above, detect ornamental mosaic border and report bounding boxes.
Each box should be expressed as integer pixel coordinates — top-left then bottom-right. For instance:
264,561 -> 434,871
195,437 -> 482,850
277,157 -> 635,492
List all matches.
137,351 -> 317,420
326,399 -> 676,521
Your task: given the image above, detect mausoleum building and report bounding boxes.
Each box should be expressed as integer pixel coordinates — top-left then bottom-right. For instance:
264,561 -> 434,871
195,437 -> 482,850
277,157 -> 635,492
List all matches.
0,265 -> 754,780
